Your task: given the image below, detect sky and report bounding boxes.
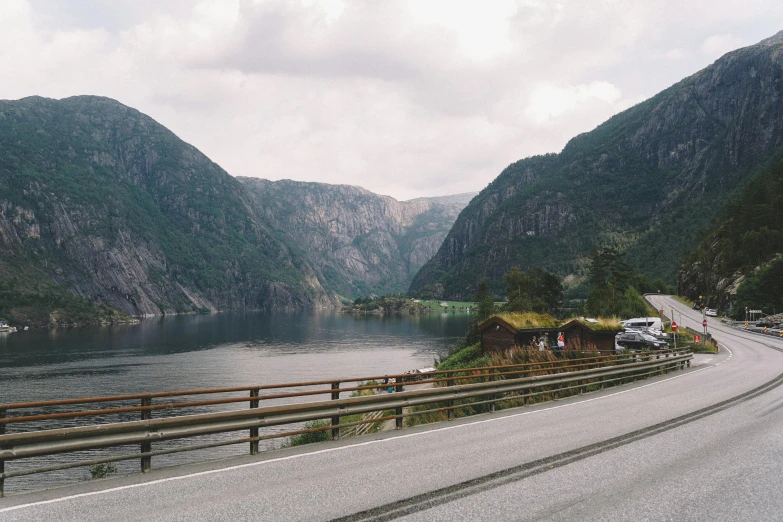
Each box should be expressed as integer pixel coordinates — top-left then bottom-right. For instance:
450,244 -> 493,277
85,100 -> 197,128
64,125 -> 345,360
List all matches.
0,1 -> 781,200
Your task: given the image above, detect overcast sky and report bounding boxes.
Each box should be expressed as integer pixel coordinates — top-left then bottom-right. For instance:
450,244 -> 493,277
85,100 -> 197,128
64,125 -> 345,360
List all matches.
1,1 -> 781,200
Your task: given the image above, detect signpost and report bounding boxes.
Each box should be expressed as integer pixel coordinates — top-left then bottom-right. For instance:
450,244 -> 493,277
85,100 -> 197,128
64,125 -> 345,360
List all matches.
703,318 -> 708,343
671,321 -> 677,349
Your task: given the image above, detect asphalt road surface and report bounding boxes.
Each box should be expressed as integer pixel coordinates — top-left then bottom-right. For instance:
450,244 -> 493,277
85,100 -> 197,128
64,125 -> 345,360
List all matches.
2,295 -> 782,521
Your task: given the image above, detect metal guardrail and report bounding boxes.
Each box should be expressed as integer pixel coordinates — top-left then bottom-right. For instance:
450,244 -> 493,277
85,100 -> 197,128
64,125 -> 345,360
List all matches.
0,350 -> 691,496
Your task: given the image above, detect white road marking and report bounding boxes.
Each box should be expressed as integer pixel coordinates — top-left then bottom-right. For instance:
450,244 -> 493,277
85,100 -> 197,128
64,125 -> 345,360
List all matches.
0,361 -> 716,514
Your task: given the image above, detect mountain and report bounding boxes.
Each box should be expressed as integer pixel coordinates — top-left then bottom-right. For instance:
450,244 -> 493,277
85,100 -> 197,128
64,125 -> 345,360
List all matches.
239,178 -> 475,298
0,95 -> 336,325
679,158 -> 783,315
410,31 -> 783,300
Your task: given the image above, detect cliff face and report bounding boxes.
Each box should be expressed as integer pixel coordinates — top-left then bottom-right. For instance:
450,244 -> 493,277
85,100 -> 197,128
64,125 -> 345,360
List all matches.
410,31 -> 783,299
0,96 -> 336,319
239,178 -> 474,297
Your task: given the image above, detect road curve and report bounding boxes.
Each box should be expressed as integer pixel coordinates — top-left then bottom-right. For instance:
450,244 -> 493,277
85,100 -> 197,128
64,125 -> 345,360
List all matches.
2,295 -> 783,521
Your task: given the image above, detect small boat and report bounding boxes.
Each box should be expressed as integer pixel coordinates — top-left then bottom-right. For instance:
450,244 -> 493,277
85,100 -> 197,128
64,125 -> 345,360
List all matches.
0,321 -> 17,333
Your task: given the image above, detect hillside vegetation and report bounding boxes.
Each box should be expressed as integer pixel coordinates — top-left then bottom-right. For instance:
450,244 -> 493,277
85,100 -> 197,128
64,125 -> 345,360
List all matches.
679,159 -> 783,316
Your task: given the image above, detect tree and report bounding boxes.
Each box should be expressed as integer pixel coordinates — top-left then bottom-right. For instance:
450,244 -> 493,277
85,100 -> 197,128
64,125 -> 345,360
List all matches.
586,247 -> 647,317
503,267 -> 562,315
474,279 -> 495,322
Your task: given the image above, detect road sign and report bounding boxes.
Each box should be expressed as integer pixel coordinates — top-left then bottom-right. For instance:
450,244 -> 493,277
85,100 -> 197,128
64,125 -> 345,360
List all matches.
702,319 -> 707,328
694,334 -> 701,343
659,309 -> 663,315
745,306 -> 748,312
750,309 -> 762,314
672,321 -> 677,331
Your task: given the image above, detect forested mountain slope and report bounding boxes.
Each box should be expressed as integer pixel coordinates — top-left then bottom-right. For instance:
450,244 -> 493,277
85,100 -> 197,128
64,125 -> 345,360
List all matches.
679,159 -> 783,315
0,96 -> 335,324
410,31 -> 783,300
240,178 -> 474,297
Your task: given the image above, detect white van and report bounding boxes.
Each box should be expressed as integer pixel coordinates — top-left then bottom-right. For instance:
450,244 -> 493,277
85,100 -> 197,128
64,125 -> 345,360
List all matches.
622,317 -> 663,333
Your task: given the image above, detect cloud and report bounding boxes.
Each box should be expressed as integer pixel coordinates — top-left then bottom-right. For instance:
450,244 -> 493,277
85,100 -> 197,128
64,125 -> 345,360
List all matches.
1,0 -> 781,200
700,33 -> 748,59
525,81 -> 622,125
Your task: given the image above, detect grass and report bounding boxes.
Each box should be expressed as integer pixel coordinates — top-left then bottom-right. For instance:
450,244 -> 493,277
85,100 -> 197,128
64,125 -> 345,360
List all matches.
567,316 -> 624,331
417,299 -> 476,311
673,296 -> 695,307
436,343 -> 488,371
495,312 -> 559,329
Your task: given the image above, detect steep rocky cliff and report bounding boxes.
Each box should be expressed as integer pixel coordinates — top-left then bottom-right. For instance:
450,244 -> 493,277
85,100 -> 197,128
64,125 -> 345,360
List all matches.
410,31 -> 783,299
0,96 -> 336,322
239,178 -> 475,297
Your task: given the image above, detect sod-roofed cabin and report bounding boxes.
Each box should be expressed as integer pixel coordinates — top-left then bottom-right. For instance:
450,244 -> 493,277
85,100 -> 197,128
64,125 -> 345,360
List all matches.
478,313 -> 559,354
560,318 -> 623,353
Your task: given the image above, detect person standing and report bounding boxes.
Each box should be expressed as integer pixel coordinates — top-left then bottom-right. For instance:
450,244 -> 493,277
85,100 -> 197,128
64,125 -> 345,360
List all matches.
539,337 -> 546,351
557,332 -> 565,349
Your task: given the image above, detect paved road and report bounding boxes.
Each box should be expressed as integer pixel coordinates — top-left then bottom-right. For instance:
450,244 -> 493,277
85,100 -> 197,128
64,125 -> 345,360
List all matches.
2,295 -> 782,521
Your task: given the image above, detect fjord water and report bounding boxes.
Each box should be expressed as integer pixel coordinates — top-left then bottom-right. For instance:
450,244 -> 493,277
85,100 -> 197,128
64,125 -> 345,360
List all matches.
0,310 -> 470,492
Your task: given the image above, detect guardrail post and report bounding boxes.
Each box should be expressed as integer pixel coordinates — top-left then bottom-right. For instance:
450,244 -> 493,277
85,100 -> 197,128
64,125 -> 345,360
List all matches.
447,377 -> 455,420
141,397 -> 152,473
331,383 -> 340,440
250,388 -> 260,455
395,382 -> 403,429
0,406 -> 5,497
490,368 -> 496,413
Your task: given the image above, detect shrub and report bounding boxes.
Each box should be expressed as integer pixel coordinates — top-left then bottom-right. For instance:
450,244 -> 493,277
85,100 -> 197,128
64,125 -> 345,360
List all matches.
88,463 -> 117,479
289,420 -> 331,446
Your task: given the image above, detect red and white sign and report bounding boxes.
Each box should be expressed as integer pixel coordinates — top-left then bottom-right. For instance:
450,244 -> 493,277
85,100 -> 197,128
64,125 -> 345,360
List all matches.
672,321 -> 677,331
703,319 -> 707,328
694,334 -> 701,343
659,309 -> 663,315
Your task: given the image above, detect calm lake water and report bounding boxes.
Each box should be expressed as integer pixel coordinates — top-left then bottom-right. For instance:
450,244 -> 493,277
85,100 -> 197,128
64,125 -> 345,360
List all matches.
0,310 -> 471,492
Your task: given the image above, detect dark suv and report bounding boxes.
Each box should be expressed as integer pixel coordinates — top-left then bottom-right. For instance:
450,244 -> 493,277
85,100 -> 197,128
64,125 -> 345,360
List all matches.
616,331 -> 669,351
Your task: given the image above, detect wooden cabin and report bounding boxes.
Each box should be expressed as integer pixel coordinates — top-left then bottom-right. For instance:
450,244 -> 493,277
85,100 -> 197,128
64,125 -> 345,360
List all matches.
478,313 -> 558,354
477,316 -> 519,353
560,319 -> 623,353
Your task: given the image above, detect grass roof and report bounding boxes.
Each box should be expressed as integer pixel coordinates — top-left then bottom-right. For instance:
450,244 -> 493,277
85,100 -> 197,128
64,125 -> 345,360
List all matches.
564,317 -> 624,331
495,312 -> 559,329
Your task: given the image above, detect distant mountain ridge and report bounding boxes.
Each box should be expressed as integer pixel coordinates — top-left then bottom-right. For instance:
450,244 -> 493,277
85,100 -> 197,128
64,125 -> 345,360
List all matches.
410,31 -> 783,300
239,177 -> 475,297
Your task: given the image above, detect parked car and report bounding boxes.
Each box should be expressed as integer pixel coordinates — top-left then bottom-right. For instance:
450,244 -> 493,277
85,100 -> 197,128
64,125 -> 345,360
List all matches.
615,331 -> 669,351
622,317 -> 663,332
756,319 -> 775,328
705,308 -> 717,317
692,303 -> 701,310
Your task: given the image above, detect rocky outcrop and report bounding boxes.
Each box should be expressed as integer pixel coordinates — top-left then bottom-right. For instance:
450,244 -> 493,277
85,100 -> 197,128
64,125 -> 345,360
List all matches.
239,178 -> 475,297
410,31 -> 783,299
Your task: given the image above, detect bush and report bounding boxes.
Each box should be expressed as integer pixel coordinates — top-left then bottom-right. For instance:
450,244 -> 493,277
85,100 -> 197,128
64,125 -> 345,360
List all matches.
289,420 -> 331,446
437,343 -> 488,371
88,463 -> 117,479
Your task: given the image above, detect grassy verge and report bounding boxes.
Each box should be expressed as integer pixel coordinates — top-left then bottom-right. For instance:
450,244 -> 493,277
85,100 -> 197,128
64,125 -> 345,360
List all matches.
417,299 -> 476,311
672,295 -> 695,307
